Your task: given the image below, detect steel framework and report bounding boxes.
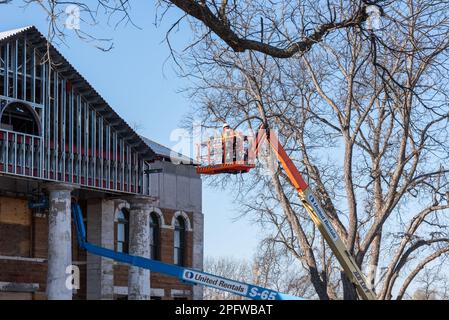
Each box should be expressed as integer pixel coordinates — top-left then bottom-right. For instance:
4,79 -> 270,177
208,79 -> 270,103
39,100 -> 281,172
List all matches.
0,27 -> 157,195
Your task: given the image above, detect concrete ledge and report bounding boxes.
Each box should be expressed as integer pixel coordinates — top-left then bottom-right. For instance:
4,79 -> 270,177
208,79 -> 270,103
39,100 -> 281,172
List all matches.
114,286 -> 165,297
151,288 -> 165,297
171,289 -> 191,298
0,282 -> 39,293
0,255 -> 46,263
114,286 -> 128,296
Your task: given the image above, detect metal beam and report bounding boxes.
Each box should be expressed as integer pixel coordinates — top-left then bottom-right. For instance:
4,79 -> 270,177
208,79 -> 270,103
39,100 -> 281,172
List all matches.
0,33 -> 151,195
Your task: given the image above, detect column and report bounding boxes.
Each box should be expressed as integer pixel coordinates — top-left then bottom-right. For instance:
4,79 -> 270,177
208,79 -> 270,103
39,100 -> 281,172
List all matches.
192,211 -> 204,300
191,172 -> 203,300
127,196 -> 153,300
46,183 -> 74,300
86,199 -> 115,300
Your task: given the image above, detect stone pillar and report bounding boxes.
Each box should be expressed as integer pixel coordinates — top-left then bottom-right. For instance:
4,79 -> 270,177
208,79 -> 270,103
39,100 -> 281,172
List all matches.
127,196 -> 153,300
46,183 -> 74,300
86,199 -> 115,300
192,211 -> 204,300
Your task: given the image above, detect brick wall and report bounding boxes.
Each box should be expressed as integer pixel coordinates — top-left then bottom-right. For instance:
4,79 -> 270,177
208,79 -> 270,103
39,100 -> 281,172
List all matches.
113,208 -> 195,300
0,196 -> 196,300
0,196 -> 47,299
0,196 -> 87,300
0,258 -> 47,299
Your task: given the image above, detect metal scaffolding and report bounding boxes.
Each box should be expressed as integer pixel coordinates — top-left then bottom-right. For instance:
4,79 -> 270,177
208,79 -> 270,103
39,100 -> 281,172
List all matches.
0,27 -> 156,195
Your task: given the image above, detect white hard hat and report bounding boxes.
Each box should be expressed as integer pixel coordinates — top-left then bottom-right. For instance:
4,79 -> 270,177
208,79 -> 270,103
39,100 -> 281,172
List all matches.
222,123 -> 230,128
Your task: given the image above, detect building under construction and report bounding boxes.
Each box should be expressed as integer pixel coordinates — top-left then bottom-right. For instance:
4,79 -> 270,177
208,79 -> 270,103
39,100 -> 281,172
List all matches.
0,26 -> 203,300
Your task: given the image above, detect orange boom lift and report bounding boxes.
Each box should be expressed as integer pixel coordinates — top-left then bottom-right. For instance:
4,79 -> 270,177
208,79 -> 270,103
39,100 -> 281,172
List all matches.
196,124 -> 376,300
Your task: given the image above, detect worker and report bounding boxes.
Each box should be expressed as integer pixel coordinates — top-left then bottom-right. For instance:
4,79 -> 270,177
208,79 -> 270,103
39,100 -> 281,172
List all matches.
233,130 -> 245,163
243,135 -> 249,163
221,123 -> 235,164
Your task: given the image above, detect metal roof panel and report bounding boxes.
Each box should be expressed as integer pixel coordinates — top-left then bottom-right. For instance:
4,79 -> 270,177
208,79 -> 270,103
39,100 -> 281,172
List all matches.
140,136 -> 197,165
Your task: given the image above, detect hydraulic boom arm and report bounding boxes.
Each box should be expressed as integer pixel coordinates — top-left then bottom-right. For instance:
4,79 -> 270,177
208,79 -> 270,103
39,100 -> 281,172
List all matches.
71,203 -> 302,301
254,125 -> 376,300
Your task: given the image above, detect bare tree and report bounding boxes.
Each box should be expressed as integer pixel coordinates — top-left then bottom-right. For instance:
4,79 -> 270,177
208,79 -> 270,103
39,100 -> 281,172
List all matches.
4,1 -> 388,62
157,0 -> 376,58
5,0 -> 449,300
0,0 -> 136,57
182,0 -> 449,300
252,239 -> 315,299
204,240 -> 313,300
411,267 -> 449,300
203,256 -> 251,300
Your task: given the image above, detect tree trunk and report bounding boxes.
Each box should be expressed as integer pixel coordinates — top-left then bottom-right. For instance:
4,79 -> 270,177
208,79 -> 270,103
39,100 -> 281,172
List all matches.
341,272 -> 358,300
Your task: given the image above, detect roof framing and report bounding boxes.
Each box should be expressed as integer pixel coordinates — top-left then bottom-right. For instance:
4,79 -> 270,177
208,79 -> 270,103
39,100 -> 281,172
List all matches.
0,26 -> 155,161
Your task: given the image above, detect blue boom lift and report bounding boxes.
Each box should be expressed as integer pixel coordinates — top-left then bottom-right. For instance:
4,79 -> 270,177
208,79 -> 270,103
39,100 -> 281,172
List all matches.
71,203 -> 303,300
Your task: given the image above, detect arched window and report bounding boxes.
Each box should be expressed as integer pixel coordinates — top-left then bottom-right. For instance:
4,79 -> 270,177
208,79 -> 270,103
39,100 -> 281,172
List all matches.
174,216 -> 186,266
149,212 -> 160,260
115,208 -> 129,253
0,102 -> 40,135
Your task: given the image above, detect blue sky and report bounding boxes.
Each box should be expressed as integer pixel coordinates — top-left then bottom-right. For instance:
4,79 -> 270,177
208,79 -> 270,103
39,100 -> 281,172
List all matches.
0,1 -> 259,260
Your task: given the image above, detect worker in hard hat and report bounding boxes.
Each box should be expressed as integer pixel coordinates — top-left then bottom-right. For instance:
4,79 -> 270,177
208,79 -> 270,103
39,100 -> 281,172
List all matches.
221,123 -> 235,164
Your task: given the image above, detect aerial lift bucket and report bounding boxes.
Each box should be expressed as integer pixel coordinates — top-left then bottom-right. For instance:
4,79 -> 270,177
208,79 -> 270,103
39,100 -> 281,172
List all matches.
196,132 -> 256,175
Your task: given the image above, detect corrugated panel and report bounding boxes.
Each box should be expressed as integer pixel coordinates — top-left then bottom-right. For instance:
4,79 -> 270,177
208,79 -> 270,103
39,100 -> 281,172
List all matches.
0,26 -> 34,41
140,136 -> 196,164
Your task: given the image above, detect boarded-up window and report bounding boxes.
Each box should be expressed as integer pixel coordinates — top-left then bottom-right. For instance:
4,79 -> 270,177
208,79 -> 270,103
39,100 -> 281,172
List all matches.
0,197 -> 31,257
